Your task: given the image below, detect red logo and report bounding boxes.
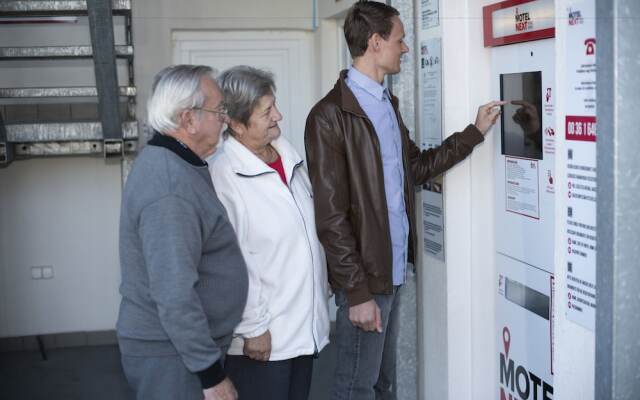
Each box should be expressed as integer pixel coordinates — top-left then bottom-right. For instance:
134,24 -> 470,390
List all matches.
515,8 -> 532,32
503,326 -> 511,359
585,38 -> 596,56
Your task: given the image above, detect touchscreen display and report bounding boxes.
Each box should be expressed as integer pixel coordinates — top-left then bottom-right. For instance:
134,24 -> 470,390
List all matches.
500,71 -> 543,160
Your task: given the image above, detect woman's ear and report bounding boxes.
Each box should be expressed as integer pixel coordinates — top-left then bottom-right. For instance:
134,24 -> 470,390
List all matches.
228,119 -> 245,138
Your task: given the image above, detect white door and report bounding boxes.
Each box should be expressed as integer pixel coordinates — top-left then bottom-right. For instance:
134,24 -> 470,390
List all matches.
173,30 -> 314,157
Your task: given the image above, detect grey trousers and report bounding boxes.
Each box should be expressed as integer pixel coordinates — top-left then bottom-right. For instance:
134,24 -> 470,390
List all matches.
121,354 -> 203,400
331,287 -> 400,400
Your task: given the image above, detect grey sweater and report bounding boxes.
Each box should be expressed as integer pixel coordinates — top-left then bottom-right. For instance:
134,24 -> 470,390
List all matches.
117,134 -> 248,388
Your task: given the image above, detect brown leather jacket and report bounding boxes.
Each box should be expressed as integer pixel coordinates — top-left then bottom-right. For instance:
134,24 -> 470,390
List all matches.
304,71 -> 484,306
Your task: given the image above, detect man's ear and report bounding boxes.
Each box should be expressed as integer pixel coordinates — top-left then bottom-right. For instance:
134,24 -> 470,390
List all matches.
368,33 -> 382,53
180,108 -> 197,135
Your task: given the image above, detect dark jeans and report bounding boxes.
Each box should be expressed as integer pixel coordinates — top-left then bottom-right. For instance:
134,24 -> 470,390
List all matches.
331,287 -> 400,400
225,354 -> 314,400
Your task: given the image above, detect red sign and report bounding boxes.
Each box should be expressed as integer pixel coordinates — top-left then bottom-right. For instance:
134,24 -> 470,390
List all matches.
483,0 -> 555,47
565,115 -> 596,142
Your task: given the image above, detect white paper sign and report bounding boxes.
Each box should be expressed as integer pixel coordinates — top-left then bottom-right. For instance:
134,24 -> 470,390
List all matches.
419,37 -> 445,261
505,157 -> 540,219
422,190 -> 444,261
421,0 -> 439,30
564,0 -> 597,331
420,38 -> 442,151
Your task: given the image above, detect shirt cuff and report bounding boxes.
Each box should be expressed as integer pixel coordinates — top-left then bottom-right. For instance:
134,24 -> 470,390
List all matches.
243,325 -> 269,339
196,360 -> 226,390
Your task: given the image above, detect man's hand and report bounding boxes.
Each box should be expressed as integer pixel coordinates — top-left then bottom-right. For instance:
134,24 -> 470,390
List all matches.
474,100 -> 506,135
203,378 -> 237,400
349,299 -> 382,333
243,330 -> 271,361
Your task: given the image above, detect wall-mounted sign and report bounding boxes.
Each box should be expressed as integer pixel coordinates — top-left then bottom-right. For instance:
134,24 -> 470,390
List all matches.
420,38 -> 442,151
420,0 -> 439,30
504,157 -> 540,220
483,0 -> 555,47
419,37 -> 445,262
564,0 -> 597,332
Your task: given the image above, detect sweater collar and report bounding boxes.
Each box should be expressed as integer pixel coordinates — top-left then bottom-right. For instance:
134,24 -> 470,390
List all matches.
148,132 -> 207,167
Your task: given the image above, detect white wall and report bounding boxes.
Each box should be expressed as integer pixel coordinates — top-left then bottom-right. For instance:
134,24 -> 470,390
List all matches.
416,0 -> 498,397
439,0 -> 498,398
0,158 -> 122,337
133,0 -> 316,124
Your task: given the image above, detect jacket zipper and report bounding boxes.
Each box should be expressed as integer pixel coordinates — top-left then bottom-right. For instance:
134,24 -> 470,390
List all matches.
238,161 -> 320,354
287,161 -> 319,354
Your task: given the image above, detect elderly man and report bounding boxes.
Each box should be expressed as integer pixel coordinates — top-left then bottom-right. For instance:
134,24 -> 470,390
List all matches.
305,2 -> 503,399
117,65 -> 248,400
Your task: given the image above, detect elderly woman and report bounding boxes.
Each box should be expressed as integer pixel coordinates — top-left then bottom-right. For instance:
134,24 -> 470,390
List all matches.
209,65 -> 330,400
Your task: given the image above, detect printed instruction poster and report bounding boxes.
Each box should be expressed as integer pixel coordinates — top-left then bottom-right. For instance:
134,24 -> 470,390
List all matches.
421,0 -> 439,30
420,37 -> 444,261
564,0 -> 597,331
505,157 -> 540,219
420,38 -> 442,151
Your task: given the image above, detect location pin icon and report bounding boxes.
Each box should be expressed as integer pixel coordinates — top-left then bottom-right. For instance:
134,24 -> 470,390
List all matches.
503,327 -> 511,359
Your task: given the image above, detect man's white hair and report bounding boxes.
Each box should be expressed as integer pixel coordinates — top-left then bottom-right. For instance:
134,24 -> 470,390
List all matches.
147,65 -> 215,134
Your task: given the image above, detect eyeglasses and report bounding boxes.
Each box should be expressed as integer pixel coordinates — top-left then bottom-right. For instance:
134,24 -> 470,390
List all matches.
193,106 -> 228,122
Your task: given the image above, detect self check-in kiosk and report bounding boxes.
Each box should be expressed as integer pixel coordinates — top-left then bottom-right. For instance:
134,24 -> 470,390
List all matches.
483,1 -> 556,399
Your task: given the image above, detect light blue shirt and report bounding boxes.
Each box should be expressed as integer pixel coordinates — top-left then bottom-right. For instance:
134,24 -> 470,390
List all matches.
346,66 -> 409,286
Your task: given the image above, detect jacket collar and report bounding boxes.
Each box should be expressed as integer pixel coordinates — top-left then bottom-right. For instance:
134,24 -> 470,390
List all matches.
222,135 -> 303,183
330,70 -> 400,118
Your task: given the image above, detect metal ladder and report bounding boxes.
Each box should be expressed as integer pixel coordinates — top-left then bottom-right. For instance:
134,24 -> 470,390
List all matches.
0,0 -> 138,168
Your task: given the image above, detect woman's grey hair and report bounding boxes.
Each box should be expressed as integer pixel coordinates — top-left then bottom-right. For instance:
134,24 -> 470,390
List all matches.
147,64 -> 215,134
217,65 -> 276,137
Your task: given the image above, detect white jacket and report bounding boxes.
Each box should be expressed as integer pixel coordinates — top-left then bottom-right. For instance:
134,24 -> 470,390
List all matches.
209,135 -> 330,361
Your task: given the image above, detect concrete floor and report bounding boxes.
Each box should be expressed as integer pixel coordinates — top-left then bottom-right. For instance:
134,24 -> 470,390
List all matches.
0,341 -> 336,399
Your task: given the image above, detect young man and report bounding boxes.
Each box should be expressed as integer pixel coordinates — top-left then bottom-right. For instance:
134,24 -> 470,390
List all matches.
304,2 -> 503,399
